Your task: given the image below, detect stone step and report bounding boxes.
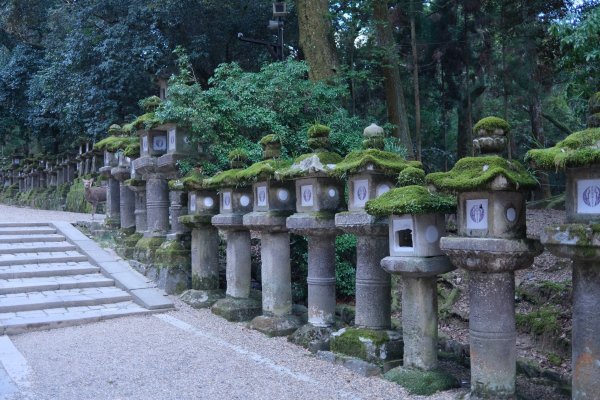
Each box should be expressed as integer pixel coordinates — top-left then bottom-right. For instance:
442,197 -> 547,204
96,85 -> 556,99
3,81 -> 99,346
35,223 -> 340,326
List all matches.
0,226 -> 56,236
0,241 -> 76,255
0,251 -> 88,266
0,261 -> 100,280
0,223 -> 50,228
0,274 -> 115,295
0,234 -> 66,244
0,287 -> 132,313
0,301 -> 152,335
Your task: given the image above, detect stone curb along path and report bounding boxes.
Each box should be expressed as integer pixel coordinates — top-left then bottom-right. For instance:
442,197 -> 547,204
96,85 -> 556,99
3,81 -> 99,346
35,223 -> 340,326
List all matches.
0,221 -> 173,335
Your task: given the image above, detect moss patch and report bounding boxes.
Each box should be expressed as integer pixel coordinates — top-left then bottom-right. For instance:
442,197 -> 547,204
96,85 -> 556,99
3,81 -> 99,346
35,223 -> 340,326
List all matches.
397,166 -> 425,187
525,127 -> 600,170
277,152 -> 342,179
179,170 -> 206,191
140,95 -> 162,112
178,214 -> 213,227
94,136 -> 138,153
202,168 -> 245,189
384,367 -> 460,396
330,328 -> 389,360
236,159 -> 291,185
108,124 -> 123,136
124,179 -> 144,187
123,141 -> 140,158
307,123 -> 330,138
473,116 -> 510,134
333,148 -> 421,177
131,112 -> 160,131
366,185 -> 456,216
427,155 -> 538,192
259,134 -> 281,146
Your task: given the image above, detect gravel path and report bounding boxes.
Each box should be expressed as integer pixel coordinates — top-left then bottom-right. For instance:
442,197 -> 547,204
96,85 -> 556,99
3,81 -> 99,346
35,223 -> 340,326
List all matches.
3,298 -> 466,400
0,204 -> 466,399
0,204 -> 104,224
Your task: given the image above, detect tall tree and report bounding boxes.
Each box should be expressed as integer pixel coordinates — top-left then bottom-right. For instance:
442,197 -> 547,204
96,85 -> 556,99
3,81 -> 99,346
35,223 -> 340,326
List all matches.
296,0 -> 339,80
373,0 -> 414,158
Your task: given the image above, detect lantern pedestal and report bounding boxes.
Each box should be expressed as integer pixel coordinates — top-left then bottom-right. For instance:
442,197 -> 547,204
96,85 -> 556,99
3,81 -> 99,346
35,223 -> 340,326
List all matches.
211,214 -> 262,321
440,236 -> 541,398
100,165 -> 120,228
245,212 -> 301,337
542,225 -> 600,400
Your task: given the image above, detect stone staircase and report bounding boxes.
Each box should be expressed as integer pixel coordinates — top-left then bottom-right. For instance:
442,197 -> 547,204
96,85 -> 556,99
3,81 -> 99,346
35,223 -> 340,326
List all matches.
0,222 -> 173,334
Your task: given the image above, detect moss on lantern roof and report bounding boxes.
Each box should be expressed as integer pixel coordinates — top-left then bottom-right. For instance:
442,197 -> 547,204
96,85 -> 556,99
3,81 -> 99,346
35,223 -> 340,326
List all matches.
398,166 -> 426,187
525,127 -> 600,170
108,124 -> 124,136
332,148 -> 421,177
259,134 -> 281,146
472,116 -> 510,133
168,179 -> 184,190
124,178 -> 145,187
427,155 -> 538,192
202,168 -> 245,189
140,95 -> 162,113
180,169 -> 206,191
93,136 -> 138,153
277,152 -> 343,179
122,122 -> 135,134
307,124 -> 330,138
228,148 -> 249,162
365,185 -> 456,216
237,159 -> 291,184
131,112 -> 161,131
123,141 -> 140,158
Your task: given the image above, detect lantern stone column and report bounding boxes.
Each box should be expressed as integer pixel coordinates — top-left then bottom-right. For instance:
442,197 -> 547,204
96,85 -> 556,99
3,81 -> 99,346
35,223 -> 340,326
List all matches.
100,151 -> 120,228
367,176 -> 457,376
434,117 -> 542,399
210,152 -> 262,321
528,94 -> 600,400
129,183 -> 147,233
112,157 -> 135,232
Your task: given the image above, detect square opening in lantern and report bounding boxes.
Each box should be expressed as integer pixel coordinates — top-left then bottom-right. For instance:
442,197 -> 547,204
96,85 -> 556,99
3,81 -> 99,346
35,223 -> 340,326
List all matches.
392,215 -> 414,253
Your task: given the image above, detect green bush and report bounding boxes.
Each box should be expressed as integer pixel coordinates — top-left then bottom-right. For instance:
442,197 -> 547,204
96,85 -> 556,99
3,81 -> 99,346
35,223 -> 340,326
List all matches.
336,234 -> 357,299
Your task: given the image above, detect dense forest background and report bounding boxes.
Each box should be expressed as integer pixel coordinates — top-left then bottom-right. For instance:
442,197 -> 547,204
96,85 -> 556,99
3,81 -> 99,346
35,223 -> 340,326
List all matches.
0,0 -> 598,191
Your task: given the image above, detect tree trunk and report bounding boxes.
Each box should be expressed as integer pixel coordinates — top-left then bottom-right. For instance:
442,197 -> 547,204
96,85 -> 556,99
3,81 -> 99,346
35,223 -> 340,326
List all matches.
296,0 -> 339,81
529,93 -> 552,199
372,0 -> 414,158
410,0 -> 421,161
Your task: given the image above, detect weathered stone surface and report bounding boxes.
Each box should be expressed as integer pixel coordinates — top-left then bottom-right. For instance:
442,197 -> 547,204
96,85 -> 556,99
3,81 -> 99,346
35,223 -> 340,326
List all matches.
380,255 -> 454,278
335,211 -> 388,236
133,236 -> 165,264
179,289 -> 224,309
440,237 -> 542,273
243,211 -> 290,232
247,314 -> 302,337
288,324 -> 334,352
285,213 -> 339,236
329,327 -> 403,365
211,294 -> 262,322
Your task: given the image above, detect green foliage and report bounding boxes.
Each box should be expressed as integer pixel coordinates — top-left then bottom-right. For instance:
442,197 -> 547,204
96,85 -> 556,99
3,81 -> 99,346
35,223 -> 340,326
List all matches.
335,234 -> 357,298
365,185 -> 457,216
139,96 -> 162,113
333,149 -> 422,178
397,166 -> 426,187
108,124 -> 124,136
179,169 -> 205,191
427,156 -> 538,192
131,112 -> 160,131
526,127 -> 600,170
65,177 -> 92,213
473,117 -> 511,134
516,306 -> 561,336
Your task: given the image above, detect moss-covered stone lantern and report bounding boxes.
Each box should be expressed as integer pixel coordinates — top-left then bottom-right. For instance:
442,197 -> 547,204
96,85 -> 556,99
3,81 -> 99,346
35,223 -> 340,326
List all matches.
329,124 -> 420,367
366,175 -> 458,389
242,134 -> 301,337
207,149 -> 261,322
527,93 -> 600,399
430,116 -> 541,399
276,124 -> 344,348
333,124 -> 421,330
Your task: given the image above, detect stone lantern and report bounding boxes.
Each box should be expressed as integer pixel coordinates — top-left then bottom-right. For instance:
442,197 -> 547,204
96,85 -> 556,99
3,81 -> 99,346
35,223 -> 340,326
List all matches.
96,131 -> 122,228
527,93 -> 600,399
242,134 -> 300,336
331,124 -> 420,364
280,124 -> 344,348
366,172 -> 458,389
430,116 -> 541,399
205,150 -> 262,321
